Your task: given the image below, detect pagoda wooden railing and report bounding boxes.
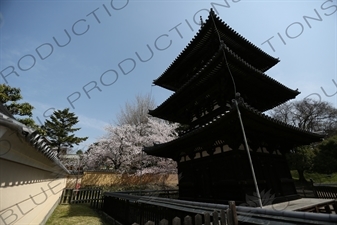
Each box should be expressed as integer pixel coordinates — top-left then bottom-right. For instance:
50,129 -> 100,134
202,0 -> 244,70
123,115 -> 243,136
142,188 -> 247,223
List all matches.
102,192 -> 337,225
132,209 -> 237,225
103,193 -> 238,225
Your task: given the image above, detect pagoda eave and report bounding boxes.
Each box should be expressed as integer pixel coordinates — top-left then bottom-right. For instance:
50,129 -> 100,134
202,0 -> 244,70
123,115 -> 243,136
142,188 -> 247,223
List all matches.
144,102 -> 324,159
149,48 -> 299,124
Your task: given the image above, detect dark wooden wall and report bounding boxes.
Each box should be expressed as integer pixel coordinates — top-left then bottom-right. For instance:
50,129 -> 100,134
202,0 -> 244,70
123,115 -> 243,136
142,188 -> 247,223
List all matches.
178,150 -> 299,205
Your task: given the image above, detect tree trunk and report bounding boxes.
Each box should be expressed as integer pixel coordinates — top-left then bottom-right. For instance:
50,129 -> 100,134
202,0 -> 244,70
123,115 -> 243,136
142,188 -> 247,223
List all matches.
297,169 -> 307,183
57,145 -> 61,158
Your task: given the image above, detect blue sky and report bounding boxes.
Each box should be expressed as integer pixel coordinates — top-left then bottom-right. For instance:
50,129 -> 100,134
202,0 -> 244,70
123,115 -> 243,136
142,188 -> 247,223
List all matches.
1,0 -> 336,151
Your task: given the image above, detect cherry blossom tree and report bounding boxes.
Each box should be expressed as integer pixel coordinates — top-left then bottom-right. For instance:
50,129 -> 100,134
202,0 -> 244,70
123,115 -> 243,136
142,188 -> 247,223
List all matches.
84,93 -> 179,174
84,117 -> 178,174
84,124 -> 138,171
134,117 -> 179,174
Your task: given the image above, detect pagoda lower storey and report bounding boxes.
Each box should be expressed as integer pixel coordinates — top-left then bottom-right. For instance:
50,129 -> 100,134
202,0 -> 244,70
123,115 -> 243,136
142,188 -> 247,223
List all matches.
144,103 -> 323,206
178,149 -> 298,205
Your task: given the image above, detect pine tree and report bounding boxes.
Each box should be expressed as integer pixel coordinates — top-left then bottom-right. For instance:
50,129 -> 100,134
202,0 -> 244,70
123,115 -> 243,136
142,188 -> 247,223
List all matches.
44,108 -> 88,156
0,84 -> 36,128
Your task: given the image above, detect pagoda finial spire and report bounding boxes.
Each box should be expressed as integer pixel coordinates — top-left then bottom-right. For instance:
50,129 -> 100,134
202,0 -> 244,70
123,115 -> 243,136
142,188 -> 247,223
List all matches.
210,8 -> 215,16
200,16 -> 204,27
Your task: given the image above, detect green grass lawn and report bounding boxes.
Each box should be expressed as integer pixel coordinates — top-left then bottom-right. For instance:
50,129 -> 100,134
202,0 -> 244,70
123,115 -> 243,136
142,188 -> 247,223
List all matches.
291,171 -> 337,184
46,204 -> 109,225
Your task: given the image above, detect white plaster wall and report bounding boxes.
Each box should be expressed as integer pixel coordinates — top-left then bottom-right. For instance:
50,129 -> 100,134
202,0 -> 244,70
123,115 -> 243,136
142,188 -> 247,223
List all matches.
0,120 -> 68,225
0,159 -> 67,225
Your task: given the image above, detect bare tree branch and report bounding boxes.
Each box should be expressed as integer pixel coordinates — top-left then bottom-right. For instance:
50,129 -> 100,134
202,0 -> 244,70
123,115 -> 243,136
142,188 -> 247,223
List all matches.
116,93 -> 156,126
270,98 -> 337,136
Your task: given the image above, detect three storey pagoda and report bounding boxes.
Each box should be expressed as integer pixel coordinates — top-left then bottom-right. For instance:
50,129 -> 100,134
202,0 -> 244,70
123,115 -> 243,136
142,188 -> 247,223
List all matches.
144,9 -> 323,205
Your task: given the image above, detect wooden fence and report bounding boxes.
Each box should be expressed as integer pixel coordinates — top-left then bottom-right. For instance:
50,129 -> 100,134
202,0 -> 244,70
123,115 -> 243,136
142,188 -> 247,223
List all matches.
312,184 -> 337,199
103,192 -> 337,225
132,202 -> 238,225
60,187 -> 102,208
103,192 -> 238,225
118,189 -> 179,199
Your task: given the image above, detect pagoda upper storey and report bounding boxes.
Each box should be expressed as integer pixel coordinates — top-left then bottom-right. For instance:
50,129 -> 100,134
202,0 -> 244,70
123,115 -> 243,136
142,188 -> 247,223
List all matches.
150,9 -> 302,132
154,9 -> 280,92
149,44 -> 299,127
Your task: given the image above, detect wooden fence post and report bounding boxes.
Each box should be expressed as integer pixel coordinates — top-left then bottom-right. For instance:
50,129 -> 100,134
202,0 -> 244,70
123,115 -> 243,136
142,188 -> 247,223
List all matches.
159,219 -> 169,225
220,209 -> 227,225
195,214 -> 202,225
204,212 -> 211,225
228,201 -> 238,225
60,188 -> 73,204
212,210 -> 219,225
227,208 -> 233,225
172,217 -> 181,225
184,215 -> 192,225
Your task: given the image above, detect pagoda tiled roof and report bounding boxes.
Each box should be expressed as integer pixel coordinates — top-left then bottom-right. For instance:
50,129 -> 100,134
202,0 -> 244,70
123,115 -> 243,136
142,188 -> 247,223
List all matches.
154,9 -> 280,91
144,102 -> 324,159
149,45 -> 299,124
